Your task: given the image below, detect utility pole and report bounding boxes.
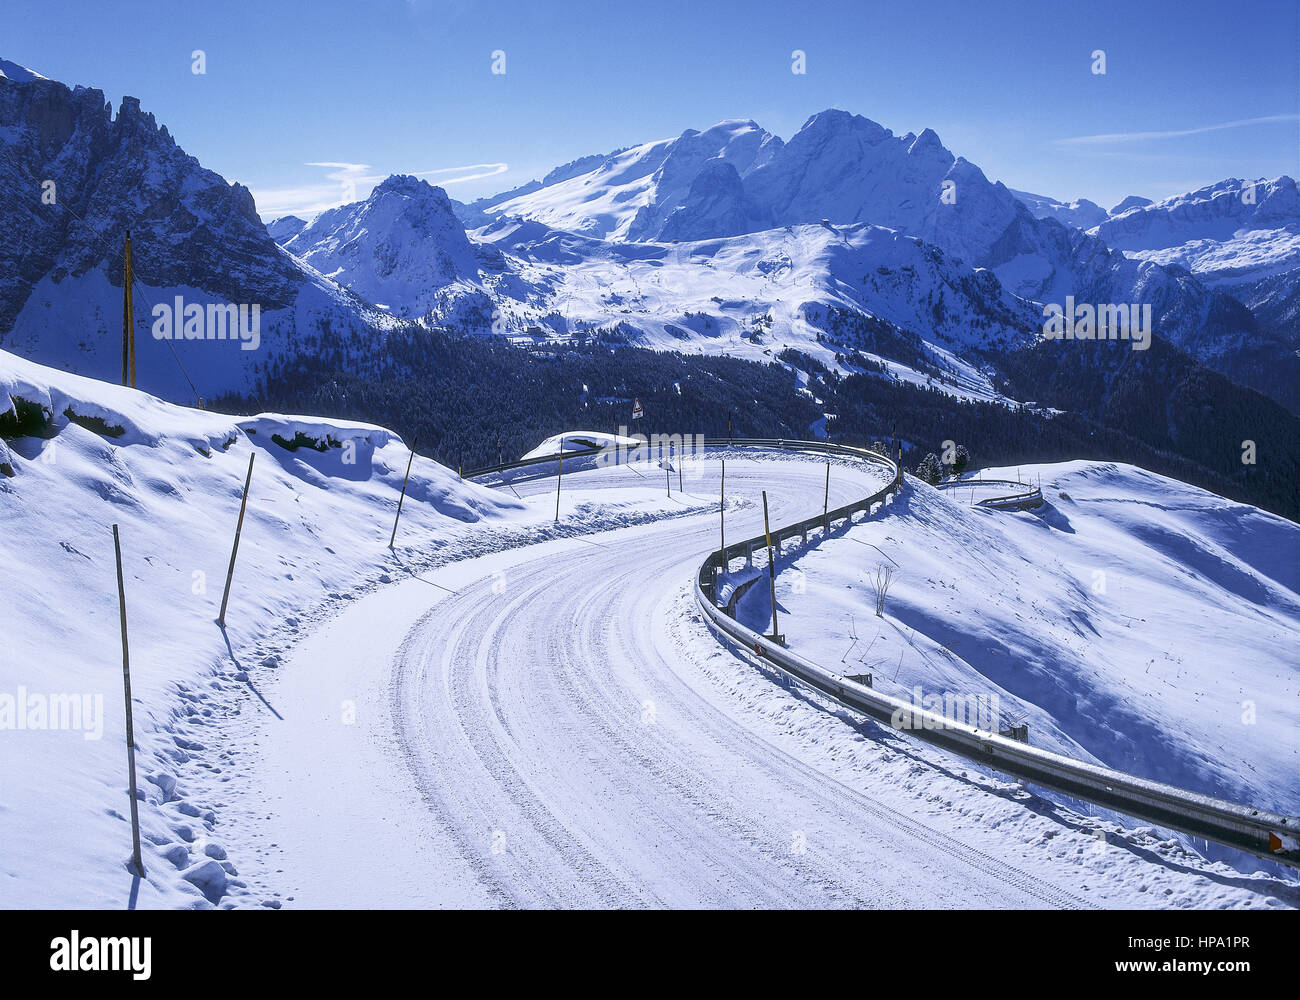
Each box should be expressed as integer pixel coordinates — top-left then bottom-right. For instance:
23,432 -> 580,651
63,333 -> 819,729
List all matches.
122,231 -> 136,387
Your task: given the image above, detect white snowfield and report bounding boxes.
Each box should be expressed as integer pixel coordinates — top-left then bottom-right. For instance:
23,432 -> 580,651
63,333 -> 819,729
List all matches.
1,352 -> 1297,908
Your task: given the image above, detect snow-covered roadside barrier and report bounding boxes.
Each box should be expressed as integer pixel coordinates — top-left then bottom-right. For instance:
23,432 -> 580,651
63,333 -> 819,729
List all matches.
693,448 -> 1300,871
0,350 -> 713,907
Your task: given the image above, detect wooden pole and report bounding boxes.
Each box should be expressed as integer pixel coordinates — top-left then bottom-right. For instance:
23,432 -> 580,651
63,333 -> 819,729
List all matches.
677,450 -> 683,492
218,452 -> 255,626
554,437 -> 564,521
823,461 -> 830,532
122,231 -> 135,387
389,438 -> 417,548
762,490 -> 781,643
719,458 -> 726,555
112,524 -> 145,877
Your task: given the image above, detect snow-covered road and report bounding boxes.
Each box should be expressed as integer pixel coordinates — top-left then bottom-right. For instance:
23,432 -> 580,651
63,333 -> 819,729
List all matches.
216,452 -> 1189,908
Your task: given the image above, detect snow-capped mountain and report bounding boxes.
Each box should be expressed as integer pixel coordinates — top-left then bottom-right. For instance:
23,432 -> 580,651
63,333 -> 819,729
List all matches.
1110,194 -> 1154,217
266,215 -> 307,245
463,110 -> 1268,393
1,58 -> 1293,420
0,61 -> 393,401
1090,177 -> 1300,343
480,119 -> 782,242
1010,188 -> 1109,230
470,217 -> 1038,402
279,175 -> 484,317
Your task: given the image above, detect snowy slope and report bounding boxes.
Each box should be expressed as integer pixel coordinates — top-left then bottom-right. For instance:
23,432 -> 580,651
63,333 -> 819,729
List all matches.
460,111 -> 1269,392
470,218 -> 1036,403
0,350 -> 729,907
486,120 -> 781,242
741,461 -> 1300,857
1091,177 -> 1300,286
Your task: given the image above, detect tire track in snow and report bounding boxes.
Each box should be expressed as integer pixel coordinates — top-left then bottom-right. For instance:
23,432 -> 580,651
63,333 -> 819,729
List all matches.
390,456 -> 1095,906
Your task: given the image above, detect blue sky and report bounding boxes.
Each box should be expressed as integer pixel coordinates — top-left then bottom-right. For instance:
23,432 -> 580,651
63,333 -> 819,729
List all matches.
4,0 -> 1298,220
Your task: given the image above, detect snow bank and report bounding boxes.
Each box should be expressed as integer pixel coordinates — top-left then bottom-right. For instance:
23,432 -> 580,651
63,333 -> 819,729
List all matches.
0,348 -> 523,907
520,430 -> 642,460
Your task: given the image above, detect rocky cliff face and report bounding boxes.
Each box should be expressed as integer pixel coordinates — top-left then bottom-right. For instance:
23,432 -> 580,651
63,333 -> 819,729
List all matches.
0,62 -> 387,399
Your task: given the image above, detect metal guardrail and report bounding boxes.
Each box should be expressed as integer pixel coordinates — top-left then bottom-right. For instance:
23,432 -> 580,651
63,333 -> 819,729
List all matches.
935,477 -> 1044,510
467,435 -> 1299,867
687,442 -> 1300,869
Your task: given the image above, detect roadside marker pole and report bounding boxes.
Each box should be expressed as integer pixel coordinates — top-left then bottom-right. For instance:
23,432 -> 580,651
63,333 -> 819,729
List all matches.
112,524 -> 145,877
218,452 -> 255,626
677,453 -> 683,492
823,461 -> 830,533
555,437 -> 564,521
389,438 -> 417,549
720,458 -> 726,555
762,490 -> 783,644
665,467 -> 671,497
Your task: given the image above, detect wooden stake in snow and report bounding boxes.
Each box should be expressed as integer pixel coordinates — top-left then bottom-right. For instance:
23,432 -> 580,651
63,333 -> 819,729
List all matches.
762,490 -> 783,644
823,461 -> 830,533
719,458 -> 726,555
555,438 -> 564,522
218,452 -> 255,626
389,438 -> 417,549
112,524 -> 145,877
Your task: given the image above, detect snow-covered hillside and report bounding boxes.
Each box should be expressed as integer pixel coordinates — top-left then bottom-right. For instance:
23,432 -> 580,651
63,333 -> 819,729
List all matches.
0,348 -> 710,907
3,348 -> 1296,906
1010,188 -> 1109,230
482,119 -> 782,242
740,461 -> 1300,847
469,218 -> 1036,402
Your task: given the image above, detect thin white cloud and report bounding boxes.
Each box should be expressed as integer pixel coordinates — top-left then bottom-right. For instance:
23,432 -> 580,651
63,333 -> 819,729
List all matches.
252,161 -> 510,220
1057,114 -> 1300,146
412,162 -> 508,185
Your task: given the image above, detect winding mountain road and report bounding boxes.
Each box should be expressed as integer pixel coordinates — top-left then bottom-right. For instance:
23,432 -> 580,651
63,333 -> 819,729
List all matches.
229,451 -> 1115,907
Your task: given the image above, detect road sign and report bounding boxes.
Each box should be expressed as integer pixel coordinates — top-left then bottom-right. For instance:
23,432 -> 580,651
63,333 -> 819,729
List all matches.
632,398 -> 643,420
